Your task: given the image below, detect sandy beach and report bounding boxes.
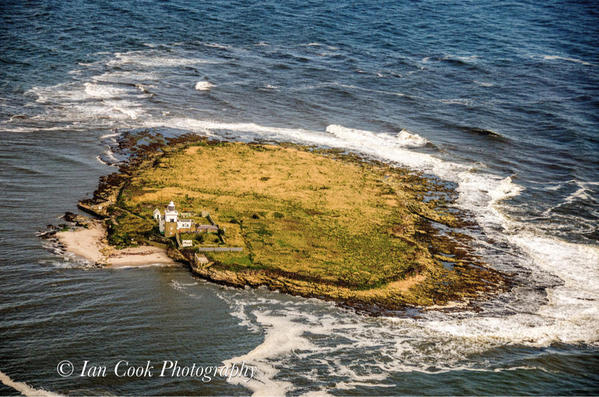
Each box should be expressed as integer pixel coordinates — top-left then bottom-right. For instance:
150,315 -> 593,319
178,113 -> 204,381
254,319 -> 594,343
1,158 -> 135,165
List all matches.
56,221 -> 178,267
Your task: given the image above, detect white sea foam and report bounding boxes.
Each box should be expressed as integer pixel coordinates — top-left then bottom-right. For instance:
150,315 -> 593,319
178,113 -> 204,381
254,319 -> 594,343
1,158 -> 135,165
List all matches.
223,312 -> 312,396
474,80 -> 494,87
542,180 -> 597,217
144,118 -> 319,139
99,132 -> 120,140
107,52 -> 220,67
0,125 -> 76,133
543,55 -> 594,66
27,78 -> 147,127
96,148 -> 119,166
169,280 -> 198,291
202,42 -> 231,49
509,234 -> 599,341
302,42 -> 339,50
565,185 -> 594,204
326,124 -> 429,148
335,83 -> 407,97
91,70 -> 158,83
418,233 -> 599,347
84,83 -> 129,99
168,280 -> 201,298
0,370 -> 62,397
28,84 -> 89,103
440,98 -> 473,106
195,81 -> 214,91
397,129 -> 429,147
443,54 -> 479,62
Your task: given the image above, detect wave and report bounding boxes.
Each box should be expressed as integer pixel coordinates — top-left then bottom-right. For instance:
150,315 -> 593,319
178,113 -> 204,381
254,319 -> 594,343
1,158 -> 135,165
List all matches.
542,179 -> 598,216
194,81 -> 214,91
107,52 -> 221,67
439,98 -> 473,106
91,71 -> 158,84
223,312 -> 310,396
459,126 -> 506,140
474,80 -> 494,87
144,118 -> 318,138
543,55 -> 594,66
26,80 -> 147,124
0,370 -> 62,397
334,83 -> 407,97
326,124 -> 429,148
564,183 -> 596,204
302,42 -> 339,50
202,42 -> 231,49
96,147 -> 119,166
84,83 -> 130,99
0,125 -> 77,134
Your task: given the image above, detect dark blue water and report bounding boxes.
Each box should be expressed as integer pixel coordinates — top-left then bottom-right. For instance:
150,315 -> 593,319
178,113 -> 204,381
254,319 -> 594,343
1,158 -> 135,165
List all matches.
1,1 -> 598,395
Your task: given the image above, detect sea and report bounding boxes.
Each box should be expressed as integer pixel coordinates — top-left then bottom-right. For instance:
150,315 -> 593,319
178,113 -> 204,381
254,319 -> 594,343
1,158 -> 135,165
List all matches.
1,0 -> 598,395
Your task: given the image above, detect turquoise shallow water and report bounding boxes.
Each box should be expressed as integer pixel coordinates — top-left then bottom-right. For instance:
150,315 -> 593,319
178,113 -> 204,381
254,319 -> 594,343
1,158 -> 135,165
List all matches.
1,1 -> 598,395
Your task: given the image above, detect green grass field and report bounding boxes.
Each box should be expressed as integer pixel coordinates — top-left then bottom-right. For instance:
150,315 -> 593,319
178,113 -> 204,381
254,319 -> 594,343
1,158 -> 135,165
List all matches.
99,138 -> 505,309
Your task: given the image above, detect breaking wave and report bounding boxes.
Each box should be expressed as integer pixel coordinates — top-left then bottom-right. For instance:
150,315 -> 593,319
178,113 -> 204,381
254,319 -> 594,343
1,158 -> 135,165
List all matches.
326,124 -> 429,148
107,51 -> 221,67
543,55 -> 594,66
0,370 -> 62,397
195,81 -> 214,91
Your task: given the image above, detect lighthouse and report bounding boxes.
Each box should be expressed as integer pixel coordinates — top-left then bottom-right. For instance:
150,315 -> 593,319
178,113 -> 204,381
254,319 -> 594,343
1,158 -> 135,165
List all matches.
164,201 -> 178,237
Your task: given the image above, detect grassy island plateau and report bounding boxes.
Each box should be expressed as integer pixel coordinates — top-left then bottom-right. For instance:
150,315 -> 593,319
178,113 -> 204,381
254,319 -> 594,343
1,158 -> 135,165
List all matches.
52,132 -> 508,314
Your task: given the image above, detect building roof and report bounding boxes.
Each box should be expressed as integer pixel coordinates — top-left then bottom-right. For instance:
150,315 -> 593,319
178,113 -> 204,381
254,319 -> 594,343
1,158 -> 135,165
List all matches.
197,224 -> 219,229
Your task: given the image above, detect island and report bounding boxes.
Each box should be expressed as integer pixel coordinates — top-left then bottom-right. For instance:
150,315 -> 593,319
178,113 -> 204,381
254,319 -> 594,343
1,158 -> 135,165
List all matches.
48,132 -> 508,314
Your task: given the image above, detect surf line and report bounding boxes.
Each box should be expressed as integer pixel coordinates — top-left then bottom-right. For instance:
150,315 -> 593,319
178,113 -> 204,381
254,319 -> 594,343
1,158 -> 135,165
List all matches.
0,370 -> 63,397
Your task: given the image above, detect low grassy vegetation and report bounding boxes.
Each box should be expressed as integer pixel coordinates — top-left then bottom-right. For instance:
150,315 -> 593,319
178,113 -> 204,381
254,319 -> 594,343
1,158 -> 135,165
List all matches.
119,141 -> 440,288
91,135 -> 506,310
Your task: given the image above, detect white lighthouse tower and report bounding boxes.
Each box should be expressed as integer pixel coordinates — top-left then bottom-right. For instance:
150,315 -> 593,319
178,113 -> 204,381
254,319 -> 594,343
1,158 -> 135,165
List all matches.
164,201 -> 178,223
163,201 -> 179,237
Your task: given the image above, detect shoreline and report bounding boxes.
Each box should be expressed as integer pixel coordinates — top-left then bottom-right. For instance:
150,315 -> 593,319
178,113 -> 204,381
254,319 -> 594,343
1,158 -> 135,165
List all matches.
55,219 -> 178,268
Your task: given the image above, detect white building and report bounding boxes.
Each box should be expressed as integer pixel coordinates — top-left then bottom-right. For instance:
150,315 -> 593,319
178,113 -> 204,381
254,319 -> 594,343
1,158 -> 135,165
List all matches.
164,201 -> 178,223
177,219 -> 192,229
153,201 -> 215,239
153,201 -> 179,235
